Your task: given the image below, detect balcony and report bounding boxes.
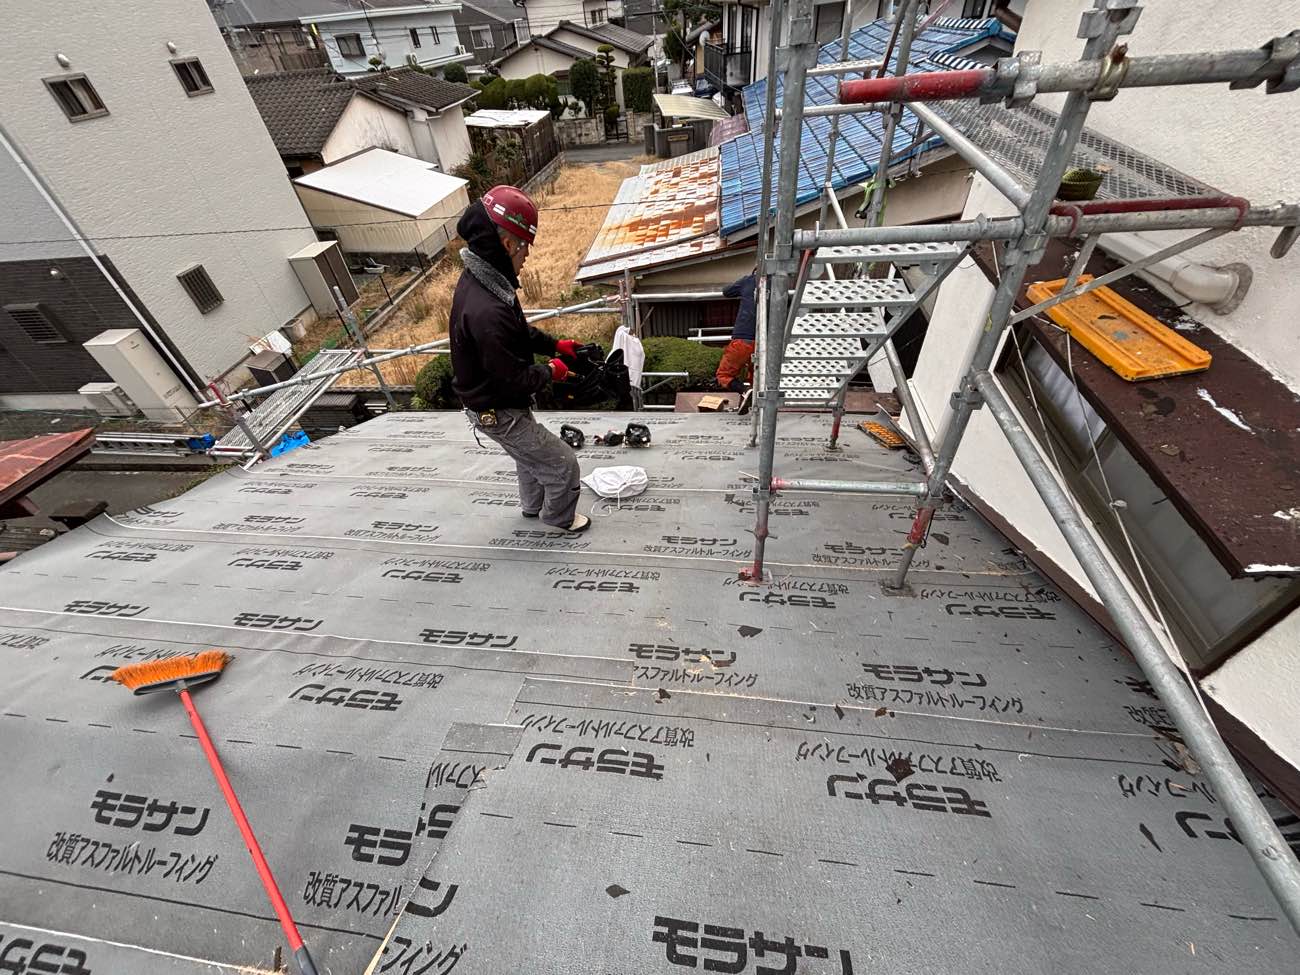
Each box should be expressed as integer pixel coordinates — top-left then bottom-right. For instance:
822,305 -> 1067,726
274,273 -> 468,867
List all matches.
704,41 -> 751,89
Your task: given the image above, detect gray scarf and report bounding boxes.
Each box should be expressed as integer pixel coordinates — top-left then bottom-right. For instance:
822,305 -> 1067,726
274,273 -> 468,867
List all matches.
461,247 -> 517,308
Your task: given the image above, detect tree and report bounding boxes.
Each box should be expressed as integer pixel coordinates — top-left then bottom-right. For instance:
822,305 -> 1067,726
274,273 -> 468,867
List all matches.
523,73 -> 559,113
443,62 -> 468,84
595,44 -> 617,112
622,66 -> 653,113
570,58 -> 600,117
663,0 -> 721,73
475,77 -> 512,110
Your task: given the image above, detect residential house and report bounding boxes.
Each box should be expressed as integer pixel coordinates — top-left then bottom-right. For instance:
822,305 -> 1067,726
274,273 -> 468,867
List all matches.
904,0 -> 1300,809
622,0 -> 666,37
578,16 -> 1006,346
455,0 -> 529,76
207,0 -> 332,75
496,21 -> 652,108
301,0 -> 474,75
0,0 -> 318,407
246,67 -> 476,177
514,0 -> 625,35
703,0 -> 1017,102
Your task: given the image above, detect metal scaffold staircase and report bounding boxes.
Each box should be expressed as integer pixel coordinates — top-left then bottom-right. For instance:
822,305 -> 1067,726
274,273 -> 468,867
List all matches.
745,0 -> 1300,931
779,242 -> 964,405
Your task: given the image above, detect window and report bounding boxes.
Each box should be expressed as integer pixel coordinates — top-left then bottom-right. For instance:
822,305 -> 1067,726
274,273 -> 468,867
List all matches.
171,58 -> 214,96
471,26 -> 493,49
587,6 -> 607,24
962,0 -> 995,16
555,71 -> 571,97
410,27 -> 422,48
1000,333 -> 1298,672
177,265 -> 224,314
4,304 -> 67,344
44,74 -> 108,122
815,2 -> 846,44
514,18 -> 530,40
336,32 -> 365,57
429,25 -> 441,44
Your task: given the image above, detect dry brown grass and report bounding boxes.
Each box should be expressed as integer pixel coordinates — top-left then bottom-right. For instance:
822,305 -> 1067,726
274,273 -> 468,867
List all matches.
338,156 -> 648,387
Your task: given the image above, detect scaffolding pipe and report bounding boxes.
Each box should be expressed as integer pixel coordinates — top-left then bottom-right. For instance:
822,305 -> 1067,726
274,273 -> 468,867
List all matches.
754,0 -> 786,263
807,58 -> 884,76
771,477 -> 927,496
862,0 -> 918,228
883,339 -> 935,473
779,102 -> 892,118
793,201 -> 1300,248
974,371 -> 1300,933
892,0 -> 1133,591
838,44 -> 1300,104
818,0 -> 858,228
909,102 -> 1032,210
744,0 -> 817,581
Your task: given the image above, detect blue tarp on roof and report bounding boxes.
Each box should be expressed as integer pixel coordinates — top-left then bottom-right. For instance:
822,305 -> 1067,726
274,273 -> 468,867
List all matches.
718,17 -> 1014,236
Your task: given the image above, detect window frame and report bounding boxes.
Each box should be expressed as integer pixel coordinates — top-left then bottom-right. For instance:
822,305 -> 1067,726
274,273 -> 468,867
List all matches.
409,26 -> 422,48
429,25 -> 441,45
170,57 -> 214,97
176,265 -> 225,315
43,74 -> 109,122
996,325 -> 1300,673
336,32 -> 366,58
470,25 -> 493,49
3,303 -> 69,345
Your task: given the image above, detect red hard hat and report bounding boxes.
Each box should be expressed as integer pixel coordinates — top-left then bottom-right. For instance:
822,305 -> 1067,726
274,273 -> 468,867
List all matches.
481,185 -> 538,245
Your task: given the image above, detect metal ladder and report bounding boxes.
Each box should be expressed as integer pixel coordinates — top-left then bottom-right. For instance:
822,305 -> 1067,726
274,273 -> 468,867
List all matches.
778,241 -> 966,406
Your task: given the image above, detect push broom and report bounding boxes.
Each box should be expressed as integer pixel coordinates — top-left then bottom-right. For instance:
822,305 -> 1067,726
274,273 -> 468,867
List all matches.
112,651 -> 319,975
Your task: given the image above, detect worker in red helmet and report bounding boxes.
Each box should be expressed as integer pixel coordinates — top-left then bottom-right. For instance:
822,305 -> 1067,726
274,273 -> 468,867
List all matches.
450,185 -> 590,533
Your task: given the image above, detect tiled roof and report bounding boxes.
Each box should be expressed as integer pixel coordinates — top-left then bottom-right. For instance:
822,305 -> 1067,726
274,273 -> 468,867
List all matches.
459,0 -> 522,23
523,34 -> 591,61
709,112 -> 748,146
246,67 -> 475,157
553,20 -> 653,54
219,0 -> 446,25
351,67 -> 477,111
245,69 -> 357,156
720,17 -> 1014,235
577,148 -> 722,281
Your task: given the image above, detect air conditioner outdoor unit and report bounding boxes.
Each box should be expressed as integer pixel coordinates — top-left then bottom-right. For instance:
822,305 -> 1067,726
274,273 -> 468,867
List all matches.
78,382 -> 137,418
455,44 -> 468,55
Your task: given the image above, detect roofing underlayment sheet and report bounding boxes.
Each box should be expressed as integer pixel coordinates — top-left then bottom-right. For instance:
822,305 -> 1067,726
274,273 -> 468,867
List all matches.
0,411 -> 1294,973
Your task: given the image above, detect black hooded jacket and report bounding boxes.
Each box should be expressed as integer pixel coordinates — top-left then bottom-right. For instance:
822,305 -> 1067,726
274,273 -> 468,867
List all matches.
449,201 -> 556,410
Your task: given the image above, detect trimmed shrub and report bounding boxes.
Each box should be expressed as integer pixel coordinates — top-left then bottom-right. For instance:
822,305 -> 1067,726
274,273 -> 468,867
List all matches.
570,58 -> 600,116
623,66 -> 653,113
642,336 -> 723,393
412,356 -> 457,409
475,77 -> 511,110
443,63 -> 468,84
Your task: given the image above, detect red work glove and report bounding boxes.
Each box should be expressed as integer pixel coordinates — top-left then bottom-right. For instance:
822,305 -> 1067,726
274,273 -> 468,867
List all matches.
549,358 -> 569,382
555,339 -> 579,358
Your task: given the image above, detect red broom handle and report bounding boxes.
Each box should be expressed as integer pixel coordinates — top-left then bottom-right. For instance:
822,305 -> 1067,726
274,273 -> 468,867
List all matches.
179,688 -> 316,972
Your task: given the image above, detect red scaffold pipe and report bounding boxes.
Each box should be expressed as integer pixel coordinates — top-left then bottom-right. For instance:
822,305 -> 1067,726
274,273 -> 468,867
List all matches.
839,68 -> 993,105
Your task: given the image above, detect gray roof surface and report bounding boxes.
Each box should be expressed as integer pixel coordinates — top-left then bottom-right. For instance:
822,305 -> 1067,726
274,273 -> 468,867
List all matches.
246,67 -> 476,156
214,0 -> 441,27
459,0 -> 524,23
553,18 -> 653,53
244,68 -> 356,155
0,410 -> 1294,973
508,33 -> 591,61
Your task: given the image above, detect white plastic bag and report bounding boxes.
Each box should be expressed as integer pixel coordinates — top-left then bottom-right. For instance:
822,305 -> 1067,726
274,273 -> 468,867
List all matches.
582,465 -> 648,500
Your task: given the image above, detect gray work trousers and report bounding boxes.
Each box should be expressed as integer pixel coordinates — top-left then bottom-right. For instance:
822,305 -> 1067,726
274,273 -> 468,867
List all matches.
465,408 -> 580,528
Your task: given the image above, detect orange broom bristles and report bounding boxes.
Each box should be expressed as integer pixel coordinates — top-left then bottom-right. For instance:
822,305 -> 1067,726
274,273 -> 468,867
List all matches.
111,650 -> 232,693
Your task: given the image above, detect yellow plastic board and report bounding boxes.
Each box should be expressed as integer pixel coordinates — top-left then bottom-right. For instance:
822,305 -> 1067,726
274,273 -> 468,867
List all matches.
1024,275 -> 1212,381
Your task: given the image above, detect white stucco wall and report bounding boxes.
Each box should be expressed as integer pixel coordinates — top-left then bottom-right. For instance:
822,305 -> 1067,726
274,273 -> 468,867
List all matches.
498,43 -> 578,79
909,0 -> 1300,777
1015,0 -> 1300,388
321,96 -> 419,164
1,0 -> 317,383
427,109 -> 472,172
308,7 -> 468,75
0,151 -> 85,263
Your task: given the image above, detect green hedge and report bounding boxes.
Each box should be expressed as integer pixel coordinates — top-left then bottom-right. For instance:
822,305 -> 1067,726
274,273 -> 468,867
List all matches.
642,336 -> 723,394
622,67 -> 653,113
412,356 -> 457,410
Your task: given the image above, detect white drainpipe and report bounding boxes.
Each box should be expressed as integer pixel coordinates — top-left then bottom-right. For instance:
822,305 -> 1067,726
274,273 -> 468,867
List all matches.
1097,231 -> 1252,315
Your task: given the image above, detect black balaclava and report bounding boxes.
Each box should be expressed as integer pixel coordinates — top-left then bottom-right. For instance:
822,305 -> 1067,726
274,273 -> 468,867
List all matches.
457,200 -> 520,289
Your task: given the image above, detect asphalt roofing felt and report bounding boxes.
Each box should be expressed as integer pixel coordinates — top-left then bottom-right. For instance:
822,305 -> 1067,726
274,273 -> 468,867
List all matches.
0,411 -> 1294,973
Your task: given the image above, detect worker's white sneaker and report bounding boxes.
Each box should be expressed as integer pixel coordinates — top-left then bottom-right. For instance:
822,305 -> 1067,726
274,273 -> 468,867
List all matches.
565,514 -> 591,534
